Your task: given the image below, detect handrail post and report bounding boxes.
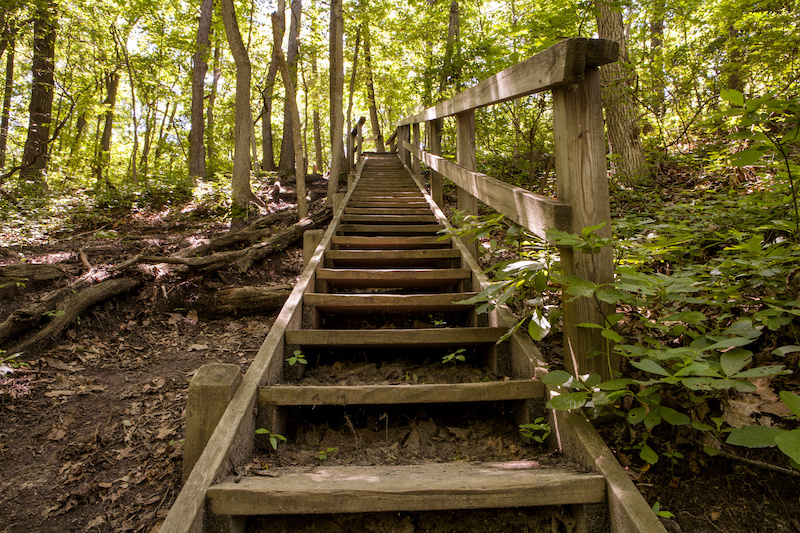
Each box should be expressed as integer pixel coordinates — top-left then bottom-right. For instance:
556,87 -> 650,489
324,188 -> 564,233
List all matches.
426,118 -> 443,207
411,122 -> 421,177
356,121 -> 364,163
552,67 -> 616,381
398,125 -> 410,167
456,110 -> 478,258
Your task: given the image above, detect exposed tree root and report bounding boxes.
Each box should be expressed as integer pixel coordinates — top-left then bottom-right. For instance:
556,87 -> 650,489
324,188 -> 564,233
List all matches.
6,277 -> 141,355
191,285 -> 292,315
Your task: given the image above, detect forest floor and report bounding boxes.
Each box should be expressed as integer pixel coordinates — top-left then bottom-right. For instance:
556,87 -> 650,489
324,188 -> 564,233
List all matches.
1,172 -> 799,532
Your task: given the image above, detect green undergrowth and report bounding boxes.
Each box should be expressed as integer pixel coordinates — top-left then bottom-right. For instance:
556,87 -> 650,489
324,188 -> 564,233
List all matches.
445,162 -> 800,471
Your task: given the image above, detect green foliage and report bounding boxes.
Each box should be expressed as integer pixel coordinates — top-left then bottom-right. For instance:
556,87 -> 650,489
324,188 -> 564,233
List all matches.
254,428 -> 287,451
519,418 -> 551,444
316,447 -> 338,461
727,391 -> 800,469
442,348 -> 466,366
286,350 -> 307,367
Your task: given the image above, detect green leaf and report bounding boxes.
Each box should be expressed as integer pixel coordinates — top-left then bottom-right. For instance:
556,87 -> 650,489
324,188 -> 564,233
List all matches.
775,430 -> 800,464
773,345 -> 800,357
644,407 -> 662,428
721,88 -> 744,106
627,406 -> 646,424
732,365 -> 785,378
596,289 -> 630,304
527,313 -> 551,341
601,329 -> 623,343
630,359 -> 671,377
779,391 -> 800,418
640,443 -> 659,464
547,391 -> 588,411
596,378 -> 635,390
706,337 -> 753,351
542,370 -> 574,387
661,406 -> 690,426
692,420 -> 714,431
727,425 -> 783,448
721,319 -> 761,339
720,349 -> 753,377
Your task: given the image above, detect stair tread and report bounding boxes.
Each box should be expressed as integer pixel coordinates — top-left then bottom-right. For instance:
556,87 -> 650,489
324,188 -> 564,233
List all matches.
258,380 -> 546,405
285,327 -> 506,346
304,292 -> 475,313
207,461 -> 606,515
332,236 -> 450,249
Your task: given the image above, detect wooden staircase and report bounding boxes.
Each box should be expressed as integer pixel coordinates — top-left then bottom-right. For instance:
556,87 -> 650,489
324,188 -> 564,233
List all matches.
180,154 -> 614,531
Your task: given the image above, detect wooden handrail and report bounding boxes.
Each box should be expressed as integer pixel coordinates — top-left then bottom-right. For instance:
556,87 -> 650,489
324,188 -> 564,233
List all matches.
395,37 -> 618,380
397,38 -> 617,126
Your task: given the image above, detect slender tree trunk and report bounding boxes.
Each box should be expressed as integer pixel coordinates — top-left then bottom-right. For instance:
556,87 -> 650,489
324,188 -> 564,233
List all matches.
271,13 -> 306,218
345,25 -> 361,167
115,26 -> 140,183
20,1 -> 57,186
439,0 -> 461,94
260,0 -> 282,172
726,25 -> 744,93
277,0 -> 302,174
649,0 -> 665,119
94,71 -> 120,189
0,36 -> 13,168
362,24 -> 384,152
189,0 -> 213,180
68,110 -> 86,169
327,0 -> 345,202
139,103 -> 155,177
207,42 -> 221,175
221,0 -> 261,218
595,0 -> 648,180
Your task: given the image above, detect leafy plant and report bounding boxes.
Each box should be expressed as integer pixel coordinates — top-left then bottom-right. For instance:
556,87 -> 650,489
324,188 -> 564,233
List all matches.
42,309 -> 66,318
727,391 -> 800,470
317,447 -> 338,460
286,349 -> 307,366
519,418 -> 551,443
0,277 -> 28,289
442,348 -> 466,366
0,351 -> 28,375
254,428 -> 287,451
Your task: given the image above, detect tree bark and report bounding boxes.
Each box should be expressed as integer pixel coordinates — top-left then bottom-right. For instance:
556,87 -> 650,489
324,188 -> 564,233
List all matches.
207,42 -> 221,174
595,0 -> 648,180
221,0 -> 262,218
94,71 -> 120,189
277,0 -> 302,174
345,25 -> 361,169
20,1 -> 56,186
439,0 -> 461,94
363,24 -> 384,152
327,0 -> 345,202
272,12 -> 307,218
260,0 -> 283,173
192,285 -> 291,315
0,35 -> 13,168
189,0 -> 214,180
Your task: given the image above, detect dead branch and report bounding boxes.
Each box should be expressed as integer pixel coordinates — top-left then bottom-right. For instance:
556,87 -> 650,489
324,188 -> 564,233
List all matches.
191,285 -> 292,315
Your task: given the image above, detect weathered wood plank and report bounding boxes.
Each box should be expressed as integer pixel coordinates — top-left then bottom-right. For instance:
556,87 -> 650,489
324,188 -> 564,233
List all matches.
207,462 -> 606,515
340,214 -> 438,223
397,39 -> 617,125
304,292 -> 476,313
345,207 -> 433,215
316,267 -> 470,289
331,235 -> 450,249
405,143 -> 572,239
339,224 -> 444,235
285,327 -> 507,347
326,249 -> 460,262
258,380 -> 546,406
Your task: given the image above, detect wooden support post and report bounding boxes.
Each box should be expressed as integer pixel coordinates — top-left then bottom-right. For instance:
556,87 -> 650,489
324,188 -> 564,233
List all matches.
356,123 -> 364,163
412,122 -> 421,177
552,68 -> 616,380
183,363 -> 242,482
332,192 -> 346,215
427,119 -> 443,207
398,125 -> 410,168
347,130 -> 355,172
456,110 -> 478,258
303,229 -> 324,269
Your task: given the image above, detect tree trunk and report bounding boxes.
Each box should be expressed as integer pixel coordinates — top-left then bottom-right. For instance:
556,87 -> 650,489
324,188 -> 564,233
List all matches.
94,71 -> 120,189
115,26 -> 140,183
20,1 -> 56,186
363,24 -> 384,152
189,0 -> 214,180
207,42 -> 221,175
260,0 -> 283,173
272,12 -> 307,218
221,0 -> 261,219
439,0 -> 461,94
595,0 -> 648,180
345,25 -> 361,169
0,36 -> 13,168
277,0 -> 302,174
327,0 -> 345,202
649,0 -> 665,119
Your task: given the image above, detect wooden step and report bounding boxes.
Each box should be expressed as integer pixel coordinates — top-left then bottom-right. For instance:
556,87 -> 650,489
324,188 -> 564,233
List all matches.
347,201 -> 430,209
207,462 -> 606,515
331,235 -> 450,249
340,214 -> 438,224
326,249 -> 460,267
304,292 -> 476,314
345,208 -> 433,215
316,267 -> 470,289
339,224 -> 443,235
285,327 -> 506,347
258,380 -> 546,406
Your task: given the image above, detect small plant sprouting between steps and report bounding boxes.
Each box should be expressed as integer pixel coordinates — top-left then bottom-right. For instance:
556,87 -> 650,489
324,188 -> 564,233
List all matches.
286,349 -> 307,366
317,447 -> 338,460
255,428 -> 287,450
442,348 -> 466,366
519,418 -> 551,444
